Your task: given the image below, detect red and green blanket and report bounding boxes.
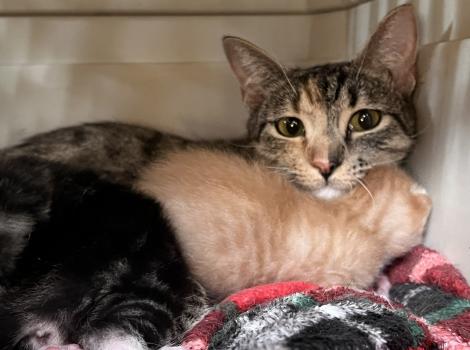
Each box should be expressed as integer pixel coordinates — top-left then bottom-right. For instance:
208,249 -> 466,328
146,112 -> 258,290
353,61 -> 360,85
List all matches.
181,246 -> 470,349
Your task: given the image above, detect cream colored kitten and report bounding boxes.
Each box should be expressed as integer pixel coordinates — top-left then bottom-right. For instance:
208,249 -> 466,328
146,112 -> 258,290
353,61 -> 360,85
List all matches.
137,148 -> 431,299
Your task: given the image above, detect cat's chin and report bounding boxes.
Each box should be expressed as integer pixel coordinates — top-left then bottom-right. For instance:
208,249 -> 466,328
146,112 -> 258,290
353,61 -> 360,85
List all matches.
312,186 -> 345,200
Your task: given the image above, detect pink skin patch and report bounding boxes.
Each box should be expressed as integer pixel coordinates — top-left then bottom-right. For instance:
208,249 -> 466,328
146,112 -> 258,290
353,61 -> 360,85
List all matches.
181,339 -> 207,350
375,274 -> 392,300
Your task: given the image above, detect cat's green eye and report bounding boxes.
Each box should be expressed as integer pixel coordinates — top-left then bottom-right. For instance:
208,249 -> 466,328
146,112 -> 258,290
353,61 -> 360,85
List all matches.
348,109 -> 382,132
275,117 -> 305,138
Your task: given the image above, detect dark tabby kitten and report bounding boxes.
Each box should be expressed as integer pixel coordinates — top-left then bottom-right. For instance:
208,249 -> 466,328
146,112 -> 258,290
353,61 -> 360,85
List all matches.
0,157 -> 206,349
0,5 -> 418,350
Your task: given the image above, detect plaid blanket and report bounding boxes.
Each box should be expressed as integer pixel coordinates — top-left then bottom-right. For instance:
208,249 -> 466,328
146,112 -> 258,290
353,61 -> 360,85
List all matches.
181,246 -> 470,349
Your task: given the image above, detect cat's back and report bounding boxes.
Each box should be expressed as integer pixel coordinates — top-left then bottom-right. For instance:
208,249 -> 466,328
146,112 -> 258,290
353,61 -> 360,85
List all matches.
1,122 -> 185,184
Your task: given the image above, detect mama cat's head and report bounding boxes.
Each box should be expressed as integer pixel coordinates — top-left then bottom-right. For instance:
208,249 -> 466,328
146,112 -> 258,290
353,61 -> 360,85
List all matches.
223,5 -> 418,199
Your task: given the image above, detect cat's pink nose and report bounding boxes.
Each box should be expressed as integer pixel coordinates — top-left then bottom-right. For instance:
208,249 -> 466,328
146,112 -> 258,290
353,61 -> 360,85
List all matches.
311,159 -> 331,175
311,158 -> 337,180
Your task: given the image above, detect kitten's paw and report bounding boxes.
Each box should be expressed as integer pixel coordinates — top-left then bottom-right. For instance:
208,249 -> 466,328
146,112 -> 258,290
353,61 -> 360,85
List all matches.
409,183 -> 432,220
410,183 -> 428,196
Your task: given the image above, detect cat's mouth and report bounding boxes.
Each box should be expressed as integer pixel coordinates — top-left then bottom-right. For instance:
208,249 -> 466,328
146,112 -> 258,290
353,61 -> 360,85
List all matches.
273,164 -> 358,200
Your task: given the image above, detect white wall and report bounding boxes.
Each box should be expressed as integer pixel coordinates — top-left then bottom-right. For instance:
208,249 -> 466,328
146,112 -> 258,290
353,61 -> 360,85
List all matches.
0,0 -> 468,278
0,10 -> 349,145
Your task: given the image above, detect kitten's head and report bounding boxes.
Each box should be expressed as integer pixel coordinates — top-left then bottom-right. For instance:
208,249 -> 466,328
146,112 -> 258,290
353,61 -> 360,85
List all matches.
223,5 -> 418,199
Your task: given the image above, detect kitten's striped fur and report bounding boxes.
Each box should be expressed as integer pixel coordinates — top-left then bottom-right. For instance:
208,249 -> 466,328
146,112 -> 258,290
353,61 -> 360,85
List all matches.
0,158 -> 207,350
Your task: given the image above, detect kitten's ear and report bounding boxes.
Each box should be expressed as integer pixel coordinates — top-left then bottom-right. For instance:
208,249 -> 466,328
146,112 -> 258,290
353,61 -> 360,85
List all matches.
356,4 -> 418,96
223,36 -> 287,111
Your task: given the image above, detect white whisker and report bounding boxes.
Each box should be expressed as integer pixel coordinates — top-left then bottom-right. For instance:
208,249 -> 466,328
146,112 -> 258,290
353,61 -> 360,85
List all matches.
355,177 -> 375,205
410,124 -> 430,139
354,49 -> 368,84
228,143 -> 257,149
280,67 -> 297,97
266,166 -> 289,171
339,137 -> 351,158
266,166 -> 298,177
368,157 -> 404,167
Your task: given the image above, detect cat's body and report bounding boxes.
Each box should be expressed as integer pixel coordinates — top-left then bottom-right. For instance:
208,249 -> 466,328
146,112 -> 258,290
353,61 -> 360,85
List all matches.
0,5 -> 425,350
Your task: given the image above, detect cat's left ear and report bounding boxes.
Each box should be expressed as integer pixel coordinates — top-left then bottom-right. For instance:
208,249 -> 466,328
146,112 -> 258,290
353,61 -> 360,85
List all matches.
223,36 -> 287,112
356,4 -> 418,96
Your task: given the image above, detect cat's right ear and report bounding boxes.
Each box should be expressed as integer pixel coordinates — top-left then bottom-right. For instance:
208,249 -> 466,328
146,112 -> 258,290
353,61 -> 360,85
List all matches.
355,5 -> 418,96
223,36 -> 287,112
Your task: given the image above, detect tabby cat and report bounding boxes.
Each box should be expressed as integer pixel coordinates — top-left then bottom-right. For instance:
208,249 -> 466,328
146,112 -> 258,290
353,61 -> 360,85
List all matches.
0,5 -> 421,350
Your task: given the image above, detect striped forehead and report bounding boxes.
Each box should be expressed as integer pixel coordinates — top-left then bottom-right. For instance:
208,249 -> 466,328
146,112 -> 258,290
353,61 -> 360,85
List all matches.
290,66 -> 357,130
295,64 -> 358,110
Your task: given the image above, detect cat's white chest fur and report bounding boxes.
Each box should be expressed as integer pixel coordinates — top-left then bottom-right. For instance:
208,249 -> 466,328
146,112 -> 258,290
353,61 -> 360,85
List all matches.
313,186 -> 345,200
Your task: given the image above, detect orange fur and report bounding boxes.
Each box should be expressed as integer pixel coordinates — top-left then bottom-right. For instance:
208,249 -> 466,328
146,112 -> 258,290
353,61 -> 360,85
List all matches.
137,149 -> 431,298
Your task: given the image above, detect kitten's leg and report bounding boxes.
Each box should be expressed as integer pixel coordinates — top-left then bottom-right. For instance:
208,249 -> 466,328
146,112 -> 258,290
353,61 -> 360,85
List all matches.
77,299 -> 175,350
77,287 -> 207,350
